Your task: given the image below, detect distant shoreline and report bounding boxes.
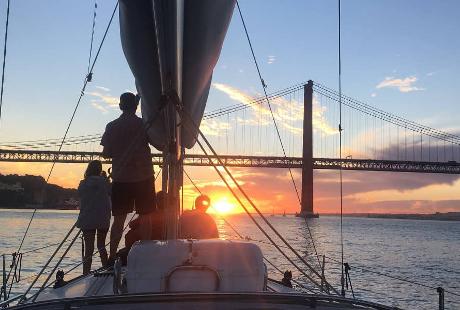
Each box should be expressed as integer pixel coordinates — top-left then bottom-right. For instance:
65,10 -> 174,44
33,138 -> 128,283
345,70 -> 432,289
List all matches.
319,212 -> 460,221
1,207 -> 459,221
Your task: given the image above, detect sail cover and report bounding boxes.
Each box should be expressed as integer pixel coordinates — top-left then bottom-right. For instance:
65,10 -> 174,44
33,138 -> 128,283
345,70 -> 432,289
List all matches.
119,0 -> 235,150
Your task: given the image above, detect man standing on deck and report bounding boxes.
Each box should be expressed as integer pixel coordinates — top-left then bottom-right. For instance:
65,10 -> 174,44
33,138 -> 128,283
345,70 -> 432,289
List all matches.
101,92 -> 155,263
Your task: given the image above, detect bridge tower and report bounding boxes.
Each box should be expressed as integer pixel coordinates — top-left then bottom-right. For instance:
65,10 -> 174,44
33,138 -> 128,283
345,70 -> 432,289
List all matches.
298,80 -> 318,218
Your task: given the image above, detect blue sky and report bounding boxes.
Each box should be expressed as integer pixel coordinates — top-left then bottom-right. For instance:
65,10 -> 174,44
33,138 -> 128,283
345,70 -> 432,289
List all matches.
0,0 -> 459,142
0,1 -> 460,213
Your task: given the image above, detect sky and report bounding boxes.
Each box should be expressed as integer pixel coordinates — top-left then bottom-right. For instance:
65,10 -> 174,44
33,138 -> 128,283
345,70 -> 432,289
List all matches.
0,0 -> 460,214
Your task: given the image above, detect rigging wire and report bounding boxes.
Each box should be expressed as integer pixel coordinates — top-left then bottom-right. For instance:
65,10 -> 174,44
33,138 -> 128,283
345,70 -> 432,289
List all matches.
30,230 -> 82,302
235,1 -> 322,271
174,99 -> 339,294
337,0 -> 345,297
8,2 -> 119,297
23,212 -> 138,302
0,0 -> 10,123
19,222 -> 78,303
44,1 -> 118,185
86,0 -> 98,75
236,1 -> 301,204
183,168 -> 318,294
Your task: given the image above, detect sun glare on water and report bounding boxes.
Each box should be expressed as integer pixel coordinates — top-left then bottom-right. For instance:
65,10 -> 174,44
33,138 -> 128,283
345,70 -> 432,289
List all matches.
212,198 -> 235,214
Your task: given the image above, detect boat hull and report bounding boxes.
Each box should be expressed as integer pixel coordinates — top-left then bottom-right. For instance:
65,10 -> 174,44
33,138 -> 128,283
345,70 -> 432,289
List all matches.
11,292 -> 399,310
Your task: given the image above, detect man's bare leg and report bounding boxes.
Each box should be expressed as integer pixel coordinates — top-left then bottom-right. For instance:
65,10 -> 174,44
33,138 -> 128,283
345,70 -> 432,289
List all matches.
137,214 -> 152,240
109,214 -> 127,258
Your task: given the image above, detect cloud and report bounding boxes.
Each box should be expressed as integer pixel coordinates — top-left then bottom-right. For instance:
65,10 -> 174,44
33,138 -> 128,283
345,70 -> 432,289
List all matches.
91,102 -> 108,113
88,91 -> 118,107
212,83 -> 337,136
182,164 -> 460,214
267,55 -> 276,64
426,72 -> 435,77
371,93 -> 377,98
200,118 -> 231,136
87,87 -> 120,113
95,86 -> 110,92
376,76 -> 424,93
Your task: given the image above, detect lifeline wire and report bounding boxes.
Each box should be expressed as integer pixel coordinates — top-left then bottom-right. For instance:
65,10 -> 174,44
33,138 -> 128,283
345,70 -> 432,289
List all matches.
324,255 -> 460,298
236,1 -> 322,271
24,212 -> 137,302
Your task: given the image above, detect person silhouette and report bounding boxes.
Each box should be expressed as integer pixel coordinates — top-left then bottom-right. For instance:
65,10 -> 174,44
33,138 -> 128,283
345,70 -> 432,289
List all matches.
101,92 -> 156,263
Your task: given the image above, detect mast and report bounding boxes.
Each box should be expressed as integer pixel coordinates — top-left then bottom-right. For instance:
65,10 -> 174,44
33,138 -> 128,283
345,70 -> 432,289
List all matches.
120,0 -> 235,239
152,0 -> 184,240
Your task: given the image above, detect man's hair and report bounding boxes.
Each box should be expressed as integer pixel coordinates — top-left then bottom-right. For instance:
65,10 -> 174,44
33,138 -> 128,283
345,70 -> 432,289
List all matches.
195,195 -> 211,212
119,92 -> 138,111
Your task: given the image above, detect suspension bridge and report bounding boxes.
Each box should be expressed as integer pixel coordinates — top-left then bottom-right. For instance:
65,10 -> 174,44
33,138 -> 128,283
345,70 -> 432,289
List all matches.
2,81 -> 460,216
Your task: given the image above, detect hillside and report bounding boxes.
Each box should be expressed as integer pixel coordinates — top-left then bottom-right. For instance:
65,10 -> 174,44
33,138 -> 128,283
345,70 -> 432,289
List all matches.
0,174 -> 78,209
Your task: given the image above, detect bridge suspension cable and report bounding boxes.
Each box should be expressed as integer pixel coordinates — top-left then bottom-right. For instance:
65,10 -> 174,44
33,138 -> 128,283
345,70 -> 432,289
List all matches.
313,82 -> 460,145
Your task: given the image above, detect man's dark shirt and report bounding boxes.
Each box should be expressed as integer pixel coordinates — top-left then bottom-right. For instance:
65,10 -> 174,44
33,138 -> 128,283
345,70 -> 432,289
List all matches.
179,210 -> 219,239
101,112 -> 153,182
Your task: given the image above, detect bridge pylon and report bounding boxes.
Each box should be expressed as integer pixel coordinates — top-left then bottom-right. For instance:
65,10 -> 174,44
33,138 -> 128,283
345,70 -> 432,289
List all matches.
297,80 -> 318,218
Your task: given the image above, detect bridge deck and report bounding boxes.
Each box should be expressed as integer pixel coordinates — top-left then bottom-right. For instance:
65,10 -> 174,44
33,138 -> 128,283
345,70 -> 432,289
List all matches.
1,149 -> 460,174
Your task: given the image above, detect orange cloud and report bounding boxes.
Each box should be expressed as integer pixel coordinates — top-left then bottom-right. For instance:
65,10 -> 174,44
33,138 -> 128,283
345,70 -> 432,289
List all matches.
212,83 -> 337,136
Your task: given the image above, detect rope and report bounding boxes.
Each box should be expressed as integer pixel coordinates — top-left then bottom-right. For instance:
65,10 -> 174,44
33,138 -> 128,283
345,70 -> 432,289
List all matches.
19,222 -> 77,303
87,0 -> 97,75
30,230 -> 82,302
337,0 -> 345,297
172,96 -> 339,294
19,211 -> 137,302
236,1 -> 301,204
235,1 -> 322,272
13,0 -> 118,269
0,0 -> 10,123
263,256 -> 316,294
193,136 -> 330,292
183,168 -> 317,294
8,3 -> 118,300
44,1 -> 118,185
236,1 -> 321,268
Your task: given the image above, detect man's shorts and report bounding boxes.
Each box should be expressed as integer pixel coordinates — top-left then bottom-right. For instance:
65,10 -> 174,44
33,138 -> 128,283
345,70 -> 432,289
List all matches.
111,176 -> 155,216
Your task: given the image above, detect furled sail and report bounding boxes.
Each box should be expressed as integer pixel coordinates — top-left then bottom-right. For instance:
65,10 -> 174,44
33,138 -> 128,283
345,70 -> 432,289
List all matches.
119,0 -> 235,150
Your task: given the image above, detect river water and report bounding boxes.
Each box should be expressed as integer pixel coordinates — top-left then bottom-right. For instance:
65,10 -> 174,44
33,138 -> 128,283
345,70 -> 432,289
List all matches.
0,209 -> 458,309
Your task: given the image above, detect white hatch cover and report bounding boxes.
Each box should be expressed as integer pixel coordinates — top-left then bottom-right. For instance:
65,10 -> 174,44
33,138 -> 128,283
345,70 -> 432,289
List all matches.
126,239 -> 266,293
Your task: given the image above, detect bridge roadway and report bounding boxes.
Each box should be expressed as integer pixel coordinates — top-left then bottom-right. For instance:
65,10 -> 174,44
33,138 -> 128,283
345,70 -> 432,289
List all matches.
1,149 -> 460,174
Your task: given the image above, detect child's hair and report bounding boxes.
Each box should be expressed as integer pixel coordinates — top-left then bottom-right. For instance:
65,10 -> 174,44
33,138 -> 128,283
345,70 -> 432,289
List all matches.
84,160 -> 102,179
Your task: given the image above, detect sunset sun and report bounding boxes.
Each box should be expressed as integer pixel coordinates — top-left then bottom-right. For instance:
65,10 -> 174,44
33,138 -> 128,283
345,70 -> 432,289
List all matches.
212,198 -> 235,214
